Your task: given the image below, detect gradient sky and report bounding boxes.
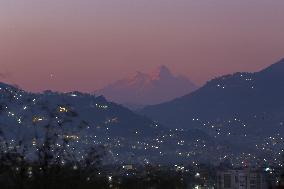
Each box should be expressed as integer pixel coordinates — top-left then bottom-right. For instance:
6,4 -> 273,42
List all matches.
1,0 -> 284,92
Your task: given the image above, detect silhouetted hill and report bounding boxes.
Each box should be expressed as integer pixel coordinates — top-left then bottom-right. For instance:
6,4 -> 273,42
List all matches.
0,82 -> 217,164
141,58 -> 284,137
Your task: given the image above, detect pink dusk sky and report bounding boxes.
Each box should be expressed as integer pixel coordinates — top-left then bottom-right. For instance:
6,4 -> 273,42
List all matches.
0,0 -> 284,92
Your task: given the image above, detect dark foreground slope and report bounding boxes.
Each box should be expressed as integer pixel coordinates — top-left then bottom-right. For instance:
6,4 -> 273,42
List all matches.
0,83 -> 215,164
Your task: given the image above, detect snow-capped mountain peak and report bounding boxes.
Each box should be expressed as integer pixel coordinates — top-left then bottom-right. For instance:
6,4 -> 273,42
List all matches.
96,66 -> 198,107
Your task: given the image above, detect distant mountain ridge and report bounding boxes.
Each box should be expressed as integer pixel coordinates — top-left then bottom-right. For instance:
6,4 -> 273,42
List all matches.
141,58 -> 284,136
96,65 -> 197,107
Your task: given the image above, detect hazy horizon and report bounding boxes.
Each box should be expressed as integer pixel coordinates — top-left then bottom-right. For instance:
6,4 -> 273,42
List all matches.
1,0 -> 284,92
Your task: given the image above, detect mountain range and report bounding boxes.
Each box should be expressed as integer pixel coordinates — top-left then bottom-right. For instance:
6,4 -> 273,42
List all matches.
0,59 -> 283,166
96,65 -> 197,108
